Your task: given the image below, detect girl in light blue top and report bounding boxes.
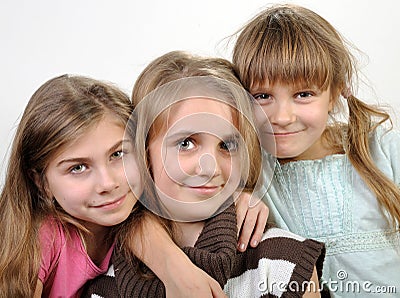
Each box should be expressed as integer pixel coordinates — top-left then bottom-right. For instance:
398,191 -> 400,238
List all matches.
232,4 -> 400,297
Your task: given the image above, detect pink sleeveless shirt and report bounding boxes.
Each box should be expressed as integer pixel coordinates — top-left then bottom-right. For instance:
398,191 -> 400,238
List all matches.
39,219 -> 114,297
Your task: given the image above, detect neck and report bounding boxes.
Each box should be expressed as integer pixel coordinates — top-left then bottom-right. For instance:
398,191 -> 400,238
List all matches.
175,221 -> 205,247
279,140 -> 344,164
81,223 -> 112,266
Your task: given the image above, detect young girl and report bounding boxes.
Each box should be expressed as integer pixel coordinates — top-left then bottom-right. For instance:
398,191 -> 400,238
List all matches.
84,51 -> 325,297
0,74 -> 143,297
232,4 -> 400,296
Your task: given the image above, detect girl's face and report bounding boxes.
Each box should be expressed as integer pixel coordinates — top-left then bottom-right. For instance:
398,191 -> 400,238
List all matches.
251,81 -> 333,161
149,97 -> 242,221
45,113 -> 142,231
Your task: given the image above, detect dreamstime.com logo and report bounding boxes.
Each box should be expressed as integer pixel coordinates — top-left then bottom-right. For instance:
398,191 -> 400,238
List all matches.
257,270 -> 397,295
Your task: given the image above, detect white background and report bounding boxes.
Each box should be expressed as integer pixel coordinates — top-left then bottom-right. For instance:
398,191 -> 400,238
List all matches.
1,0 -> 399,184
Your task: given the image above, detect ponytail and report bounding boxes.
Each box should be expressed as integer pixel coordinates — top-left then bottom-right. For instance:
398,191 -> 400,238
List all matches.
346,95 -> 400,227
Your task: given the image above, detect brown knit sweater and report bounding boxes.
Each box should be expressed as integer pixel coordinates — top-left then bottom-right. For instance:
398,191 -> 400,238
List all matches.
83,204 -> 325,297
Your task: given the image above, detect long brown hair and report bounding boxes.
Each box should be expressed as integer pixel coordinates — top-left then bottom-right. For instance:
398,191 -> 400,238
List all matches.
232,4 -> 400,226
0,74 -> 133,297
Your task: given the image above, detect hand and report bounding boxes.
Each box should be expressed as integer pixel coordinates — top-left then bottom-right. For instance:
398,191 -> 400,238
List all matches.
33,280 -> 43,298
164,254 -> 227,298
302,267 -> 321,298
235,191 -> 269,252
130,214 -> 227,297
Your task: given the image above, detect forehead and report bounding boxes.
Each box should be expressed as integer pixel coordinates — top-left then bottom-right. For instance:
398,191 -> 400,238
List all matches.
50,114 -> 124,161
168,97 -> 234,125
155,97 -> 238,140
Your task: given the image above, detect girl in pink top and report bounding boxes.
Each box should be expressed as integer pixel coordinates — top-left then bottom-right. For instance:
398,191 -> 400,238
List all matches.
0,75 -> 143,297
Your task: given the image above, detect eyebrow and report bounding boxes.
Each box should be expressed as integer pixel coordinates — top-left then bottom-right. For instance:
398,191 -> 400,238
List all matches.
165,130 -> 196,141
56,139 -> 131,167
165,130 -> 239,142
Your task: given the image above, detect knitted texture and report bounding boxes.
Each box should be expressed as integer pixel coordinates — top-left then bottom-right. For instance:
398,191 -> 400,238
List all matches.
83,204 -> 325,298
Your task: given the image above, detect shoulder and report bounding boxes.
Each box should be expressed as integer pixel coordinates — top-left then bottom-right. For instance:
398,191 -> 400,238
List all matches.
371,124 -> 400,144
369,124 -> 400,181
39,217 -> 66,250
39,218 -> 83,273
38,218 -> 65,284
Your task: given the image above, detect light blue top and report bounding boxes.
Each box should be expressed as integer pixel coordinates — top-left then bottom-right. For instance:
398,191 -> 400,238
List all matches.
262,126 -> 400,297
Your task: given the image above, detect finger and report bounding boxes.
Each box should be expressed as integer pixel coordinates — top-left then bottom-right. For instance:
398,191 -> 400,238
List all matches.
210,280 -> 227,298
206,273 -> 226,298
237,209 -> 257,252
249,206 -> 269,247
249,192 -> 263,207
235,193 -> 249,236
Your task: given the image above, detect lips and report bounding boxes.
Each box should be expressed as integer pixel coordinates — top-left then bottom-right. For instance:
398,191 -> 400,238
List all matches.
93,195 -> 126,209
273,132 -> 298,136
264,129 -> 305,136
188,185 -> 222,196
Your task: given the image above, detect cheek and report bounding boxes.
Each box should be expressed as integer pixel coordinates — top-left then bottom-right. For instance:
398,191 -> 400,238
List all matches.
149,147 -> 178,192
152,171 -> 167,190
231,156 -> 244,179
311,109 -> 330,128
176,155 -> 198,176
53,186 -> 89,208
124,154 -> 143,195
149,143 -> 164,178
219,155 -> 234,178
253,105 -> 270,127
152,166 -> 180,201
299,102 -> 330,126
46,171 -> 94,207
163,148 -> 199,182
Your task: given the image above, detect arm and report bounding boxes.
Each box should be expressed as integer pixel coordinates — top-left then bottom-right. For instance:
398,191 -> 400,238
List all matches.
84,207 -> 235,297
181,204 -> 237,286
235,191 -> 269,252
129,214 -> 227,298
227,229 -> 325,297
33,280 -> 43,298
302,267 -> 321,298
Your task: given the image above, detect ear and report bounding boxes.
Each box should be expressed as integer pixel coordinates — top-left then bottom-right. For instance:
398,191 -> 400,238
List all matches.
30,169 -> 52,198
29,169 -> 41,188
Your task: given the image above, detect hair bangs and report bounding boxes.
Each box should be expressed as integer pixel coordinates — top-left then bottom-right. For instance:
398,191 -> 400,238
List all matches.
246,26 -> 332,92
234,5 -> 335,92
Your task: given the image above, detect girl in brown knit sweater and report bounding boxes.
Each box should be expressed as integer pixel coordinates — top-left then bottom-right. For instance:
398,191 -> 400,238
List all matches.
84,51 -> 325,298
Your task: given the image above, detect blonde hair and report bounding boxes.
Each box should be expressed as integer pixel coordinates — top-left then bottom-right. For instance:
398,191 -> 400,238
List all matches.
0,74 -> 133,297
232,4 -> 400,226
120,51 -> 263,264
134,51 -> 261,210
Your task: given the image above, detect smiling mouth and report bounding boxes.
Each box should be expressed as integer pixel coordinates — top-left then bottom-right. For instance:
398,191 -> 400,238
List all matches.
93,195 -> 126,208
265,130 -> 304,136
187,185 -> 223,195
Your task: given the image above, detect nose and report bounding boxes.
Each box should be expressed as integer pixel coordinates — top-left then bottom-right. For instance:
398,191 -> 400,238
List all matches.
195,148 -> 222,179
268,101 -> 296,126
96,166 -> 119,193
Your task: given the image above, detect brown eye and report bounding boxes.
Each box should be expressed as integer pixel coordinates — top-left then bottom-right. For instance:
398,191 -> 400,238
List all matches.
297,91 -> 312,98
252,93 -> 272,105
253,93 -> 270,99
